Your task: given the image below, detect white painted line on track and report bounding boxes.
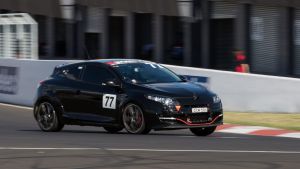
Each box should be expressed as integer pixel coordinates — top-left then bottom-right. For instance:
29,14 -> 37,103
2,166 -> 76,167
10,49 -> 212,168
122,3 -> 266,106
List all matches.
0,147 -> 101,150
0,147 -> 300,154
219,126 -> 275,134
279,133 -> 300,139
106,149 -> 300,154
0,103 -> 33,110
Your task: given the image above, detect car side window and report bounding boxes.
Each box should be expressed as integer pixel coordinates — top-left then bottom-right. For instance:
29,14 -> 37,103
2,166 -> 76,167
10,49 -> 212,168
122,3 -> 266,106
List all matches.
82,64 -> 116,84
62,65 -> 83,80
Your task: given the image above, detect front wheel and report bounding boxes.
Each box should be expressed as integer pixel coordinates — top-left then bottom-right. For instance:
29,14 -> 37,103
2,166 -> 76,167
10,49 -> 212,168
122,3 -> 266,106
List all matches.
36,102 -> 64,132
122,103 -> 151,134
190,126 -> 217,136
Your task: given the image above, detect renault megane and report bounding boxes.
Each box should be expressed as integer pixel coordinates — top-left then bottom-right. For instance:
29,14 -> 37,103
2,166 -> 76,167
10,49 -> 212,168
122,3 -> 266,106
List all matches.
34,59 -> 223,136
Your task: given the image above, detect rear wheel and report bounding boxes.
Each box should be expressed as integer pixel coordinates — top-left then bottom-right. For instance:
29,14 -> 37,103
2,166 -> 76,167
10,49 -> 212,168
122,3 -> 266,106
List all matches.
36,102 -> 64,132
122,103 -> 151,134
190,126 -> 217,136
103,126 -> 123,133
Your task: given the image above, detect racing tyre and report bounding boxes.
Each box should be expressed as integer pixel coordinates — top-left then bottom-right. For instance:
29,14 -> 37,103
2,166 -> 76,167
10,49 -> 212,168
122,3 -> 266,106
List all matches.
122,103 -> 151,134
36,101 -> 64,132
104,126 -> 123,133
190,126 -> 217,136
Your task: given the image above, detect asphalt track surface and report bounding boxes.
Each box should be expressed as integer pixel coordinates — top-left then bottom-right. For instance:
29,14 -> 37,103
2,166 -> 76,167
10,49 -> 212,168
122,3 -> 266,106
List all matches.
0,103 -> 299,169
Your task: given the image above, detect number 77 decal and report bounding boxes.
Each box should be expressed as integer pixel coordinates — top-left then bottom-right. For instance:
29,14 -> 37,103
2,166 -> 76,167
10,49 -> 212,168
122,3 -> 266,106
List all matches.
102,94 -> 117,109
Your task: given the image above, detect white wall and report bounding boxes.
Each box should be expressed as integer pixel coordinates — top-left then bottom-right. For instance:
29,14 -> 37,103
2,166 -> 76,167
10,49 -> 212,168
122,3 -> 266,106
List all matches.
167,65 -> 300,113
0,59 -> 74,106
1,58 -> 300,113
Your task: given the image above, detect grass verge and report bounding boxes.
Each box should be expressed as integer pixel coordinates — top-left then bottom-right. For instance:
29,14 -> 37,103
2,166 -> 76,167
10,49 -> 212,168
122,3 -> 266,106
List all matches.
224,112 -> 300,131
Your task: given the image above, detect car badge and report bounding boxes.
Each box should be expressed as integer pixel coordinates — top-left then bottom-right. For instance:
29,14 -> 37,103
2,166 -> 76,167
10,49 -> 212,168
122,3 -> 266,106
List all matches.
193,94 -> 198,100
187,117 -> 192,123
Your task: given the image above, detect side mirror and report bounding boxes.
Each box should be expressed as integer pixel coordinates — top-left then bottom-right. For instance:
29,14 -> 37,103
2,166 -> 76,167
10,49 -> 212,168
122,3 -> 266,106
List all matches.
104,80 -> 121,88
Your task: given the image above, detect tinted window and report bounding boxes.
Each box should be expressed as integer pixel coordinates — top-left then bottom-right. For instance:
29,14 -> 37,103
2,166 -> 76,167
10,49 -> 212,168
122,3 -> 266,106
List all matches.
10,25 -> 17,33
24,25 -> 31,33
62,65 -> 83,80
111,62 -> 182,84
82,65 -> 116,84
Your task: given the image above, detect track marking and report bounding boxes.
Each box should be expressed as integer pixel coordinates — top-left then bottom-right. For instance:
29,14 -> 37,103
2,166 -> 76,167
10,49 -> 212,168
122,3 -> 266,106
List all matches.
0,103 -> 33,110
219,126 -> 275,134
107,149 -> 300,154
177,136 -> 240,138
0,147 -> 299,154
0,147 -> 101,150
279,133 -> 300,139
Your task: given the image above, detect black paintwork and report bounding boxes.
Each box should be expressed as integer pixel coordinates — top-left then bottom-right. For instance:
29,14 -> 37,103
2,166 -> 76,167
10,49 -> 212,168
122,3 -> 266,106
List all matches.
34,59 -> 223,130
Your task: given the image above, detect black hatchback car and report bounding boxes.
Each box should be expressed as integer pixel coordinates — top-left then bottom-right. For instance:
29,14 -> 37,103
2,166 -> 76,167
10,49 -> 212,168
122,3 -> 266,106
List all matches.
34,59 -> 223,136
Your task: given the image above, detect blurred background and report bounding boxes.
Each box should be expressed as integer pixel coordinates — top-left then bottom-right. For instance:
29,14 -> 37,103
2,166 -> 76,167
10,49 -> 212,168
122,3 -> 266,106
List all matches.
0,0 -> 299,77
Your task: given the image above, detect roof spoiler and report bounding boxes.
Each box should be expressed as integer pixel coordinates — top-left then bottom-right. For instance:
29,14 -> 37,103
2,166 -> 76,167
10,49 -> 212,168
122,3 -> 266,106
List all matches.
52,63 -> 68,76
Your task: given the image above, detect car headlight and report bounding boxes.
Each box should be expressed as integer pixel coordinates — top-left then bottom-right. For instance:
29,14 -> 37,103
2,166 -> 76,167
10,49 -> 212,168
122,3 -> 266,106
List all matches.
213,95 -> 221,104
145,95 -> 181,112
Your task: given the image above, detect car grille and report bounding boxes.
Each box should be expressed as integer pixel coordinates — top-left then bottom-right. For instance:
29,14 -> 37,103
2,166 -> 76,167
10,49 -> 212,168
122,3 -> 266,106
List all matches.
187,113 -> 210,123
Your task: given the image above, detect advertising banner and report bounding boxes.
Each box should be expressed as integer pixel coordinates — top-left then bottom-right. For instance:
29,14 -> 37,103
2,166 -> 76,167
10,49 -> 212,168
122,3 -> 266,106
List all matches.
0,66 -> 19,95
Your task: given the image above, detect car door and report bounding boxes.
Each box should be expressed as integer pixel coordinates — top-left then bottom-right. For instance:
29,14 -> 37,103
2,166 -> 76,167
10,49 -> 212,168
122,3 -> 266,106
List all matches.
77,63 -> 122,124
54,64 -> 84,115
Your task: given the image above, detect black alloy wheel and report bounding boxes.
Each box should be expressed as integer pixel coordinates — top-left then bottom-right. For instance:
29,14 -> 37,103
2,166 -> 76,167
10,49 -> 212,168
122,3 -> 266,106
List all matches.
36,102 -> 64,132
122,103 -> 151,134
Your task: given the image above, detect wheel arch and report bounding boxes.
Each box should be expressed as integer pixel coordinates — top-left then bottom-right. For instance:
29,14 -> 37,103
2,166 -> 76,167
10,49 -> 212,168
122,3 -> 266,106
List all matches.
119,100 -> 156,131
34,96 -> 64,119
119,99 -> 147,117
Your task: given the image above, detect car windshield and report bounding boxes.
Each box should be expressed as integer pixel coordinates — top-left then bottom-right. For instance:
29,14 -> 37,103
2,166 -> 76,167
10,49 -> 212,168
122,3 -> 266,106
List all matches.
111,62 -> 183,84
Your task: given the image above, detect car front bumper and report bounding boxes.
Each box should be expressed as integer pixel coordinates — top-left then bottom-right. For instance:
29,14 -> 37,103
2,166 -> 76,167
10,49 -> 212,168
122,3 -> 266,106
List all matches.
150,109 -> 223,130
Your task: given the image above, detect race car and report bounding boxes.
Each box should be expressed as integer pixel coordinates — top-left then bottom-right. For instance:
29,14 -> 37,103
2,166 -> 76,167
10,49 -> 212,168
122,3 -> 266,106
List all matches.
34,59 -> 223,136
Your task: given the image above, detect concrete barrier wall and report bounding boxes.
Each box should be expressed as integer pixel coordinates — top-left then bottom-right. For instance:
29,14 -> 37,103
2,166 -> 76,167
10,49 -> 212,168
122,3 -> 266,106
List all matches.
167,65 -> 300,113
1,58 -> 300,113
0,59 -> 75,106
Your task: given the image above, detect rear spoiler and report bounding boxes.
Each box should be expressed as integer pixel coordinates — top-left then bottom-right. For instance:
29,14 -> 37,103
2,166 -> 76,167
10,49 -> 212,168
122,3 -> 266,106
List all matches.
52,63 -> 68,76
